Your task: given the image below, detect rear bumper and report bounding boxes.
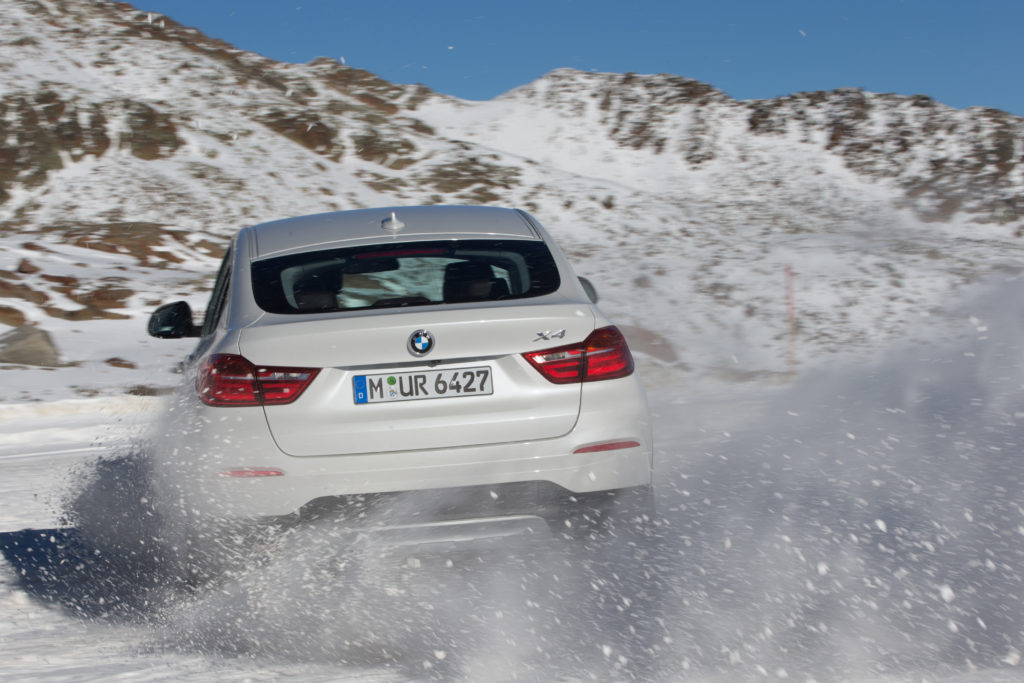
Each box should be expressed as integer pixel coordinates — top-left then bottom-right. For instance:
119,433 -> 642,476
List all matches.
150,377 -> 652,519
154,435 -> 652,519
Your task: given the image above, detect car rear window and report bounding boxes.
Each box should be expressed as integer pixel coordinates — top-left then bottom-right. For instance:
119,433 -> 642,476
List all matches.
251,239 -> 561,314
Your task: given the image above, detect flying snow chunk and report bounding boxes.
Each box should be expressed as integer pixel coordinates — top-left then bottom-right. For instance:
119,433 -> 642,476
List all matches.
874,519 -> 887,533
940,584 -> 956,603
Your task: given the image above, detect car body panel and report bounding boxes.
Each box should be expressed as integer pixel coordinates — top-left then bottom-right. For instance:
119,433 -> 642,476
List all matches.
153,373 -> 651,518
248,205 -> 542,260
148,205 -> 653,522
237,302 -> 594,455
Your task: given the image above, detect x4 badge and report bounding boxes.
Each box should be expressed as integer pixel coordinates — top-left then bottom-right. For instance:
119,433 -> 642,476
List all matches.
533,329 -> 566,342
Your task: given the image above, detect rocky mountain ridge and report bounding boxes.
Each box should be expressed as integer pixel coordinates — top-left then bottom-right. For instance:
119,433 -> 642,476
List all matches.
498,68 -> 1022,226
0,0 -> 1022,395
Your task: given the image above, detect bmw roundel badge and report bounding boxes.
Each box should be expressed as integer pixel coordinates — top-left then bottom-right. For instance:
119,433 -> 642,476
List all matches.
408,329 -> 434,356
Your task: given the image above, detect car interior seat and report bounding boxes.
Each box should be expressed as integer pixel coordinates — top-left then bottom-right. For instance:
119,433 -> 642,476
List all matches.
292,266 -> 342,311
443,261 -> 506,303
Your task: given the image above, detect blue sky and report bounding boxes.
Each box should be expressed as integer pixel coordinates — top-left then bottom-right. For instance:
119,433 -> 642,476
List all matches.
138,1 -> 1023,115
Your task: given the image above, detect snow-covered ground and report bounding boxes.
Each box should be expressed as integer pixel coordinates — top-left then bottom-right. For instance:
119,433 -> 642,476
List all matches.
1,2 -> 1023,678
1,278 -> 1021,681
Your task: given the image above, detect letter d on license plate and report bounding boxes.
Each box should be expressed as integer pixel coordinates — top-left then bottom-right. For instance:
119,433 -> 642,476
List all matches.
354,366 -> 492,404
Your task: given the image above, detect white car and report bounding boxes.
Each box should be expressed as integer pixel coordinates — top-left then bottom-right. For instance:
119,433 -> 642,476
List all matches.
147,205 -> 652,545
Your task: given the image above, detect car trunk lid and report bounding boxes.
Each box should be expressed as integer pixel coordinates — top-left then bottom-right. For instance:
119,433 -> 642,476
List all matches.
238,303 -> 594,456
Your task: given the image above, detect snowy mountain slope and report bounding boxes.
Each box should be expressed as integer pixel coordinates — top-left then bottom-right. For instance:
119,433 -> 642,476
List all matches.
417,68 -> 1023,227
0,0 -> 1022,401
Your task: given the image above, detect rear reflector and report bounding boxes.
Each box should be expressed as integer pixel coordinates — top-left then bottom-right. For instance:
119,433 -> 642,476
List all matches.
217,468 -> 285,478
573,440 -> 641,454
523,326 -> 635,384
197,354 -> 319,407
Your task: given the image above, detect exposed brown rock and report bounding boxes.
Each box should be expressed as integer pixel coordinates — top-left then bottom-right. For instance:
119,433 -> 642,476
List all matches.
256,110 -> 340,158
353,130 -> 415,167
0,306 -> 27,327
0,93 -> 113,200
0,278 -> 48,305
41,274 -> 79,287
74,285 -> 133,309
16,258 -> 39,274
119,100 -> 183,160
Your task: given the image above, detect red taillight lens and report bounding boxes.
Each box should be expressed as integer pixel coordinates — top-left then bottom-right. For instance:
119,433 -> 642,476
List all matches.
197,354 -> 259,406
257,366 -> 321,404
582,326 -> 636,380
523,345 -> 586,383
523,326 -> 635,384
197,354 -> 319,406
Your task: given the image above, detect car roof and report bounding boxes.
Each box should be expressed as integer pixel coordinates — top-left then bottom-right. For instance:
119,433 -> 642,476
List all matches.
246,205 -> 543,259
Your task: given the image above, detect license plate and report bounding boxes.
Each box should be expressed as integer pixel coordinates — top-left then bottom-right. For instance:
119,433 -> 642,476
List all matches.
353,366 -> 492,404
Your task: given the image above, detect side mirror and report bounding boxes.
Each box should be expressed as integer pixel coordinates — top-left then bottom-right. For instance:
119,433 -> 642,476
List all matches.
148,301 -> 199,338
578,276 -> 599,304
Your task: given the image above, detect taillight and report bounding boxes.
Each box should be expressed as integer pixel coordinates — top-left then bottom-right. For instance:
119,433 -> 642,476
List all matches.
197,354 -> 319,406
258,366 -> 321,404
523,326 -> 635,384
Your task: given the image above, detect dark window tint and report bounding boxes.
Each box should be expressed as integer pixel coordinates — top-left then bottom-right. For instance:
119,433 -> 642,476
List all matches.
201,248 -> 232,336
251,240 -> 560,314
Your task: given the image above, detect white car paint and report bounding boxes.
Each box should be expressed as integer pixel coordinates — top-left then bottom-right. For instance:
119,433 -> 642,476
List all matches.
148,206 -> 652,522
